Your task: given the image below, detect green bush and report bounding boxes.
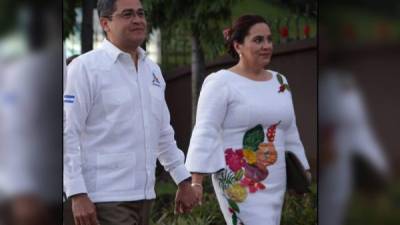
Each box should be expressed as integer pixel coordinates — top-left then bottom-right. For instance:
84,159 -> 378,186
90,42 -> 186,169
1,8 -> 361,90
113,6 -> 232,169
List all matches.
345,181 -> 400,225
151,178 -> 317,225
281,184 -> 317,225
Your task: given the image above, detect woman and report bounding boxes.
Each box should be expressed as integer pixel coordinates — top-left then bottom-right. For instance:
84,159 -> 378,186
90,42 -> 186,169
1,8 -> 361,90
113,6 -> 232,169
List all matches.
185,15 -> 311,225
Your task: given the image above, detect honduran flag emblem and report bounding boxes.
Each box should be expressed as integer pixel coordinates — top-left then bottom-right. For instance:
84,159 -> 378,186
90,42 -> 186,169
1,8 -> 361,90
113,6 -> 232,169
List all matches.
64,95 -> 75,103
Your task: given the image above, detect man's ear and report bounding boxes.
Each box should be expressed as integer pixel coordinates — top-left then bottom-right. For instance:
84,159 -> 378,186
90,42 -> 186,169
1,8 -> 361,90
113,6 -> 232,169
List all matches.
99,17 -> 111,34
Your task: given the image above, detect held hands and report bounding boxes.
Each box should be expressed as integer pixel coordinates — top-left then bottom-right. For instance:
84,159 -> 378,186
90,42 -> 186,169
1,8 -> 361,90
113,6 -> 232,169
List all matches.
174,180 -> 200,214
71,194 -> 100,225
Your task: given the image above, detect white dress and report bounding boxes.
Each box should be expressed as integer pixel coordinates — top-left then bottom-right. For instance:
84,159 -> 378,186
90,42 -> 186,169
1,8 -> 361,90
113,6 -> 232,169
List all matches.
185,69 -> 310,225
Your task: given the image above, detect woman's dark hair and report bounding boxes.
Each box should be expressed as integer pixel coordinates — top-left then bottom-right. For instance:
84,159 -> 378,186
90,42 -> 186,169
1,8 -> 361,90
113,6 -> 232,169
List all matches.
224,15 -> 270,59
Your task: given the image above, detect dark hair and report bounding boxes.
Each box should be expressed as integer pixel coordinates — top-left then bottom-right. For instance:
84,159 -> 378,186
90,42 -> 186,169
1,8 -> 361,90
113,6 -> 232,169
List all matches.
97,0 -> 118,37
97,0 -> 118,18
224,15 -> 269,59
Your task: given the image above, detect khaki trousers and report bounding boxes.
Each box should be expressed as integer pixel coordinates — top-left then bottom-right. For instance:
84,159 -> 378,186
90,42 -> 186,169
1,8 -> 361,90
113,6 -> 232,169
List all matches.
64,199 -> 153,225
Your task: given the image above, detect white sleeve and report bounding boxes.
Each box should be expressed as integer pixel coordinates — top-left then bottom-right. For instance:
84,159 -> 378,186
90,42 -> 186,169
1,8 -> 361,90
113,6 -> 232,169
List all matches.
156,69 -> 190,185
63,58 -> 93,198
284,77 -> 310,170
185,74 -> 228,173
157,95 -> 191,185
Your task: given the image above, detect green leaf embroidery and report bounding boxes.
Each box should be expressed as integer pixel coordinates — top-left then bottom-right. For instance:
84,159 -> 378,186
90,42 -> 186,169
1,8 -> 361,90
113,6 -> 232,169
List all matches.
277,73 -> 284,84
232,213 -> 238,225
217,170 -> 236,191
243,124 -> 264,151
228,199 -> 240,213
284,84 -> 291,91
234,169 -> 244,181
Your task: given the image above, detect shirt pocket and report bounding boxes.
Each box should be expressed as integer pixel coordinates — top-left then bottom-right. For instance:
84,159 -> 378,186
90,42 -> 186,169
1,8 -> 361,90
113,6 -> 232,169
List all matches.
149,86 -> 164,122
101,88 -> 133,122
95,152 -> 136,192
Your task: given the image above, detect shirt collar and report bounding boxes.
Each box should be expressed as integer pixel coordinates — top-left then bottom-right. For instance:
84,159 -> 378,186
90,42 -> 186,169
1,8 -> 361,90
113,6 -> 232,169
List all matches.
101,39 -> 147,63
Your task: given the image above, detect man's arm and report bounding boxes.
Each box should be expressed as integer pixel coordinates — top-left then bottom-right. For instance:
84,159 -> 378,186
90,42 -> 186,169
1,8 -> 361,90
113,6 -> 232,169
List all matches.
155,83 -> 196,213
64,58 -> 91,198
64,59 -> 99,225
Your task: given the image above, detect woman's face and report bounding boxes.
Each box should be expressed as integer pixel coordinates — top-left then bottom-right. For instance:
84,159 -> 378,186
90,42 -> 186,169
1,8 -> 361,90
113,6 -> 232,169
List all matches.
235,23 -> 273,68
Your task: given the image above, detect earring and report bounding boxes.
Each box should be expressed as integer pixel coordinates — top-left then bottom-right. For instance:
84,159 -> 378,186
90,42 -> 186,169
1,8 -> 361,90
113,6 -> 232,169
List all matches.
239,53 -> 242,58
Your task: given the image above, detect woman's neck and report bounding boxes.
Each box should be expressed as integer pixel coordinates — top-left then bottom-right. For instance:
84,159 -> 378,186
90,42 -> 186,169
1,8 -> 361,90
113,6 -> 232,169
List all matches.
235,61 -> 266,77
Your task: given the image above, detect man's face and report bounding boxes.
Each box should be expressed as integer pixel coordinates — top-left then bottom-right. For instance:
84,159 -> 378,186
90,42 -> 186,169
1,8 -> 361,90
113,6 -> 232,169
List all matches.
101,0 -> 147,48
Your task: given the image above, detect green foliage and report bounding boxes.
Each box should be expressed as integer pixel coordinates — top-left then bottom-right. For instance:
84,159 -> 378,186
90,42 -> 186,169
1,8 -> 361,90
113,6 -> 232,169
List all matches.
281,183 -> 317,225
0,1 -> 17,37
144,0 -> 318,71
152,179 -> 317,225
63,0 -> 80,40
345,181 -> 400,225
144,0 -> 238,70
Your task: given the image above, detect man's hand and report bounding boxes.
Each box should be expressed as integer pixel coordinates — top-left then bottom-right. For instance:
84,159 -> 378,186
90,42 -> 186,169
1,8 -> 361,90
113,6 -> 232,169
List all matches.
71,194 -> 99,225
174,180 -> 197,214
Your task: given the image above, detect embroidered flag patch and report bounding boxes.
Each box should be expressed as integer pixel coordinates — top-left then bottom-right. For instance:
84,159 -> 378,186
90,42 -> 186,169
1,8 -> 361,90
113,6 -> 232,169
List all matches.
152,73 -> 161,87
64,95 -> 75,103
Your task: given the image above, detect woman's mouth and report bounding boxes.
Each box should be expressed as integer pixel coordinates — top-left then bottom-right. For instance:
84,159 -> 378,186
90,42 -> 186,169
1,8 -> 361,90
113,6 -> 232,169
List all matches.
259,53 -> 271,57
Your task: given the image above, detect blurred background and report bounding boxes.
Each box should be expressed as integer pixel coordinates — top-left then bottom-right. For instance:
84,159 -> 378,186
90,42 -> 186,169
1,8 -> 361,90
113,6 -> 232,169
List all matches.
63,0 -> 317,224
319,0 -> 400,225
0,1 -> 63,225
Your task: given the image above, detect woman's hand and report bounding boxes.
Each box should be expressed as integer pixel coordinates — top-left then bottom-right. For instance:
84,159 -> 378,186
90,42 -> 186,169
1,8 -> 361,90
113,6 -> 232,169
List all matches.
305,170 -> 312,184
191,183 -> 203,206
191,173 -> 205,206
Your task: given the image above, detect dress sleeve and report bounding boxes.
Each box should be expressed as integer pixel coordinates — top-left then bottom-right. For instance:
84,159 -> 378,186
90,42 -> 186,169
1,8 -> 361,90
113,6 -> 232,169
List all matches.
185,73 -> 229,173
283,76 -> 310,170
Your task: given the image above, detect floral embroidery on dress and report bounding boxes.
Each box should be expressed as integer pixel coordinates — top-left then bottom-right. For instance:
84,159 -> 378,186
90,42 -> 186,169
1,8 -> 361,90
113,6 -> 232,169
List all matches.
277,73 -> 290,93
217,121 -> 281,225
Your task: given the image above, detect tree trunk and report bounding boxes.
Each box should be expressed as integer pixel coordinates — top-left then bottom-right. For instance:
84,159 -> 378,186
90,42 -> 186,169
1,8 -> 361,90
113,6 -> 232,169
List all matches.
81,0 -> 94,53
191,34 -> 206,127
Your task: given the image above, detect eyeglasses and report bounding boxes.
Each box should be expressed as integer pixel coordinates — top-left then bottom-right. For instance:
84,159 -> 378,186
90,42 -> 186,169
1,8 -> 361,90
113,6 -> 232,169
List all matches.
107,9 -> 146,20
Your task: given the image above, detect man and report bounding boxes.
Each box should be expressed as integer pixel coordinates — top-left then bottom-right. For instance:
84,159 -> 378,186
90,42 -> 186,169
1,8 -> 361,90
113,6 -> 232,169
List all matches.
63,0 -> 197,224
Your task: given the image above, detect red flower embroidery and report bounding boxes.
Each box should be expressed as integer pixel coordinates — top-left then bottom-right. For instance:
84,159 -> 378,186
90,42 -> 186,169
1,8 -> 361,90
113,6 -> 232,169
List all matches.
243,164 -> 268,182
240,177 -> 266,193
225,148 -> 245,172
220,123 -> 281,225
278,85 -> 285,93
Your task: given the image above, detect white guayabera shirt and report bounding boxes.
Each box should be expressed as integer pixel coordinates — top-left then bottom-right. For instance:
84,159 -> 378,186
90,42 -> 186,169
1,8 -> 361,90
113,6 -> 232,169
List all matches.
64,39 -> 190,203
